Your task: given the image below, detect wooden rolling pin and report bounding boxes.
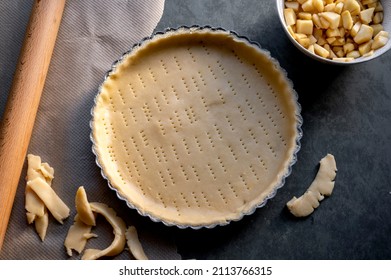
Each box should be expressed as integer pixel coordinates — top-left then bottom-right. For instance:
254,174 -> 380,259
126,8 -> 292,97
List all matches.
0,0 -> 66,250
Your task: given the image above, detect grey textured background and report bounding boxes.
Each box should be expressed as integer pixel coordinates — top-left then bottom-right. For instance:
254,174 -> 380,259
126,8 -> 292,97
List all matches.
155,0 -> 391,260
0,0 -> 179,260
1,0 -> 391,260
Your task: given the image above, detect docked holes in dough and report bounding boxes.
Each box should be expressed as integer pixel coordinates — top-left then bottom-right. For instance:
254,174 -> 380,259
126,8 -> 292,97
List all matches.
75,186 -> 96,226
286,154 -> 337,217
27,177 -> 70,224
125,226 -> 148,260
81,202 -> 127,260
64,214 -> 97,257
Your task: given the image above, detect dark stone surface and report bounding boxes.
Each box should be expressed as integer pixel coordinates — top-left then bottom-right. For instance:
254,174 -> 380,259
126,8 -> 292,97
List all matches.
156,0 -> 391,260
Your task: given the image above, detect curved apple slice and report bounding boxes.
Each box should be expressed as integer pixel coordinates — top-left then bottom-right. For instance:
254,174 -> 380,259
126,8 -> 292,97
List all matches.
287,154 -> 337,217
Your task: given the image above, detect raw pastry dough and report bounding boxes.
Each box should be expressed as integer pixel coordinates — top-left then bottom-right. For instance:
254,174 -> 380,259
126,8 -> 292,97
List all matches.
125,226 -> 148,260
64,214 -> 96,257
92,27 -> 301,227
34,210 -> 49,242
64,187 -> 96,257
75,186 -> 96,226
25,154 -> 53,223
286,154 -> 337,217
25,154 -> 69,240
65,188 -> 137,260
27,177 -> 70,224
81,202 -> 127,260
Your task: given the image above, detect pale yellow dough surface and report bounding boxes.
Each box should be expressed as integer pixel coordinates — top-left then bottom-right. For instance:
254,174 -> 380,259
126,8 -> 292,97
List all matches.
92,28 -> 300,227
25,154 -> 60,241
81,202 -> 127,260
75,186 -> 96,226
125,226 -> 148,260
64,214 -> 96,257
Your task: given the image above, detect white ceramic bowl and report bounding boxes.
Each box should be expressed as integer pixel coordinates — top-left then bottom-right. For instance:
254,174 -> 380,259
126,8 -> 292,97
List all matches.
277,0 -> 391,65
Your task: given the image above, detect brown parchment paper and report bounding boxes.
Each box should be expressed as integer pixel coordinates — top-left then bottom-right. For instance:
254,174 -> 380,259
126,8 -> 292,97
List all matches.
0,0 -> 181,260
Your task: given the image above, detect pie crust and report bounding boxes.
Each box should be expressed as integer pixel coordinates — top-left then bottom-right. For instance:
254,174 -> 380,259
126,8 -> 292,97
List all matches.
91,26 -> 302,228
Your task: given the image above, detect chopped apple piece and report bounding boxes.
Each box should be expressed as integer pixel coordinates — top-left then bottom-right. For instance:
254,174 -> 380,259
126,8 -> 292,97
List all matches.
343,0 -> 361,16
374,2 -> 384,12
319,12 -> 341,29
339,27 -> 346,37
297,37 -> 312,48
358,40 -> 373,55
287,25 -> 296,39
309,34 -> 317,44
324,3 -> 336,13
331,37 -> 346,46
284,8 -> 297,26
343,42 -> 356,54
326,37 -> 336,45
320,16 -> 331,29
295,33 -> 308,40
371,34 -> 389,50
354,24 -> 374,44
360,8 -> 375,24
313,28 -> 327,45
334,2 -> 344,14
371,24 -> 384,37
373,12 -> 384,24
296,20 -> 314,35
336,49 -> 345,57
312,14 -> 322,29
326,28 -> 341,38
363,50 -> 375,57
342,10 -> 354,30
314,43 -> 330,58
298,12 -> 313,20
285,1 -> 300,11
346,50 -> 361,58
313,0 -> 324,13
374,31 -> 389,39
308,44 -> 315,54
324,44 -> 337,58
302,0 -> 315,13
351,21 -> 362,37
